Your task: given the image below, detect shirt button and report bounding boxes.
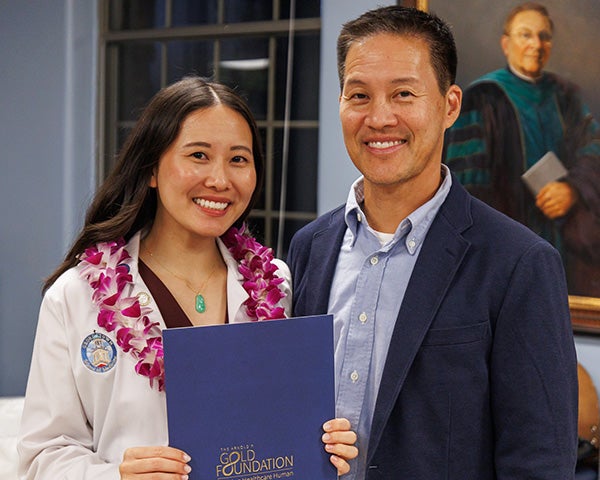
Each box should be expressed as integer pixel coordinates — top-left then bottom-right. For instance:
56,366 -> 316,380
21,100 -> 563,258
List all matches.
370,256 -> 379,265
358,312 -> 368,323
408,239 -> 416,249
350,370 -> 359,383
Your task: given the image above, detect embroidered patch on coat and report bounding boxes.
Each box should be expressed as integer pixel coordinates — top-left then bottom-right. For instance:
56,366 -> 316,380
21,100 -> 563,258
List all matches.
81,332 -> 117,373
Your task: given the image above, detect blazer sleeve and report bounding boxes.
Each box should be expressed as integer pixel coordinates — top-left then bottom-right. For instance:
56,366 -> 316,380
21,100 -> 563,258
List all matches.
490,238 -> 578,478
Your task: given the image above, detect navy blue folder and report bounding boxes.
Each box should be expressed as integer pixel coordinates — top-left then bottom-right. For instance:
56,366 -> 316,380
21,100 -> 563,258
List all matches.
163,314 -> 336,480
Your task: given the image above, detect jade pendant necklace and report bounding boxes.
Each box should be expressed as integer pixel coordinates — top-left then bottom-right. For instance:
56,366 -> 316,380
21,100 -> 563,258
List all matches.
143,246 -> 220,314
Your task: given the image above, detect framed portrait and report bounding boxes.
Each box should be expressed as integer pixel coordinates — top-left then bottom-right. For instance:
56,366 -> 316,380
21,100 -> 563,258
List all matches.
401,0 -> 600,332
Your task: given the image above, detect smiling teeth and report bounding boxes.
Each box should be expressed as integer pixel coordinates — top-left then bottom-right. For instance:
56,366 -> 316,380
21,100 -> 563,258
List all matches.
194,198 -> 228,210
368,140 -> 404,148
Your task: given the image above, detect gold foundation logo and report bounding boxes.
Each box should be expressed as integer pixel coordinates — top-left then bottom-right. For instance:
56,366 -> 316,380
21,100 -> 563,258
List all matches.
216,444 -> 294,480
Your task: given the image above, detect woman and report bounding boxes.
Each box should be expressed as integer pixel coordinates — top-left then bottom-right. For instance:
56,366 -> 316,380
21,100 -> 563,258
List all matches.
18,77 -> 357,479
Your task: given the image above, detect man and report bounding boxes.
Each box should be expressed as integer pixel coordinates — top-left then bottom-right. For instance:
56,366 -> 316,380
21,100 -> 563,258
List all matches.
444,2 -> 600,296
287,5 -> 577,479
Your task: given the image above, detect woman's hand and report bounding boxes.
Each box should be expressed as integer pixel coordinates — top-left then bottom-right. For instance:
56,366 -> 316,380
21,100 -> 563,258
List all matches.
322,418 -> 358,476
119,446 -> 192,479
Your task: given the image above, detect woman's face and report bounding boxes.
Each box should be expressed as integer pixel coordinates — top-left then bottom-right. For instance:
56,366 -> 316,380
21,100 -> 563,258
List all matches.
150,105 -> 257,240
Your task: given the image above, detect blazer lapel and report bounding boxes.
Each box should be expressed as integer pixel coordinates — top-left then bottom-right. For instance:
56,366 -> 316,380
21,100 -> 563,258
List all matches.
303,209 -> 347,315
367,182 -> 473,462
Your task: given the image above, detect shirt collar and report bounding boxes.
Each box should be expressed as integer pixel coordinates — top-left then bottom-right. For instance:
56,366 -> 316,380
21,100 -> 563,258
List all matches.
344,165 -> 452,253
507,63 -> 542,83
343,177 -> 366,243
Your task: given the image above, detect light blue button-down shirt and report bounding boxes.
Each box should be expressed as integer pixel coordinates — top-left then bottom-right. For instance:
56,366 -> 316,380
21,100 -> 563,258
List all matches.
329,166 -> 452,479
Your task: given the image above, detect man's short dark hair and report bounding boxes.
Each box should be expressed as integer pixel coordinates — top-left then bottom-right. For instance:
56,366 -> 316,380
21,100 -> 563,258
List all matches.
337,6 -> 457,94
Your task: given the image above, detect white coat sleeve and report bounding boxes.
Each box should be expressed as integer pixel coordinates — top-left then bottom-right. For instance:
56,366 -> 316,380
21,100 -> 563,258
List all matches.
17,285 -> 120,480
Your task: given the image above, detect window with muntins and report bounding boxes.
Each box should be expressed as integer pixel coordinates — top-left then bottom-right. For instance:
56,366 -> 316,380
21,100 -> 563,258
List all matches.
98,0 -> 320,256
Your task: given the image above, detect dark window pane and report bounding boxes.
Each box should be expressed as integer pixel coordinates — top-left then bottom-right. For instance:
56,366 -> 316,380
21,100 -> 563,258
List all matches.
220,36 -> 269,61
272,128 -> 318,212
117,43 -> 162,121
280,0 -> 320,19
246,217 -> 267,246
218,38 -> 270,120
246,216 -> 311,257
268,218 -> 314,258
275,33 -> 320,121
167,40 -> 215,84
171,0 -> 218,26
224,0 -> 272,22
109,0 -> 166,30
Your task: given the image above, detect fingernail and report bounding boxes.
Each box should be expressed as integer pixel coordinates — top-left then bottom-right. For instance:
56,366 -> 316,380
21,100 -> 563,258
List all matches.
323,422 -> 331,431
183,454 -> 191,462
181,476 -> 189,480
184,464 -> 192,473
322,433 -> 331,442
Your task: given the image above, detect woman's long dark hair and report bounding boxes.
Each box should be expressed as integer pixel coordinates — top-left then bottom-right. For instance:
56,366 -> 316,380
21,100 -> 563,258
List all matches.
44,76 -> 264,291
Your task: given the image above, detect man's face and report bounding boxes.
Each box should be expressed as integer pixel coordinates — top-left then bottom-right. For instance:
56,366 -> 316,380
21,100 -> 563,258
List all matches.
501,10 -> 553,78
339,33 -> 461,199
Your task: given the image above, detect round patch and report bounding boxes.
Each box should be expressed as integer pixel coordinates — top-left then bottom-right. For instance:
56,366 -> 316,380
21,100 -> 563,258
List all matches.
81,332 -> 117,373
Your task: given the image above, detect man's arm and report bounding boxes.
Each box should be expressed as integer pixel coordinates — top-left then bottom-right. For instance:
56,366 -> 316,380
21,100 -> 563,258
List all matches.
491,239 -> 578,478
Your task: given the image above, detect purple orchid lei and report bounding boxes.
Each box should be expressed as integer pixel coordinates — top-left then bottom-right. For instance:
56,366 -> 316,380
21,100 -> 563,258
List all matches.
221,224 -> 286,321
78,225 -> 287,391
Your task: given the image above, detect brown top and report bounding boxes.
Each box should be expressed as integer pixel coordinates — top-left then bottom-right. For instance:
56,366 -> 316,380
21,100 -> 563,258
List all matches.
138,259 -> 192,329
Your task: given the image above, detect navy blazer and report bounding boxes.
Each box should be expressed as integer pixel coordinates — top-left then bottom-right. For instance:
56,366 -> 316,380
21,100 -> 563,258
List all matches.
287,178 -> 578,479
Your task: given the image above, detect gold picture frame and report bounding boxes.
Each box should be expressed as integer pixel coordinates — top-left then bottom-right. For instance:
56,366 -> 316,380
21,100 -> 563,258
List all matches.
570,297 -> 600,335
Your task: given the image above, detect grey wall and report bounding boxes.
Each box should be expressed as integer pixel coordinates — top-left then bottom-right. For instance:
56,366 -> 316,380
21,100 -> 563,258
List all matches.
0,0 -> 97,396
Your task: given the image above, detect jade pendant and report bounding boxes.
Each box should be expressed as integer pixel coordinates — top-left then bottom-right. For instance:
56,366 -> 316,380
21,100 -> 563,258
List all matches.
195,294 -> 206,313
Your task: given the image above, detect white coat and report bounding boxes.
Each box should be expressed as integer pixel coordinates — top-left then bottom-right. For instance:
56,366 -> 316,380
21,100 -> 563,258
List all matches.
17,233 -> 292,479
